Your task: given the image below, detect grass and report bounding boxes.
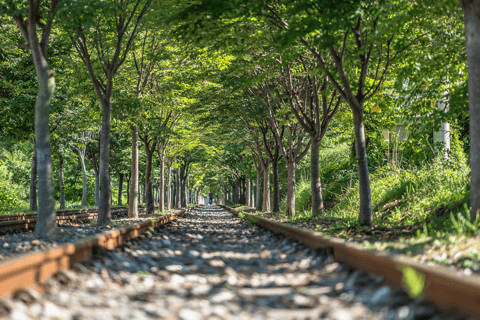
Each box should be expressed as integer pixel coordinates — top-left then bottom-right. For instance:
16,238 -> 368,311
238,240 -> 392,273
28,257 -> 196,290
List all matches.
234,135 -> 477,271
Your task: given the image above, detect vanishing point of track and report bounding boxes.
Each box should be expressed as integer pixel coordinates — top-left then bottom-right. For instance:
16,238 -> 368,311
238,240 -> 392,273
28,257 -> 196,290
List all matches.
0,205 -> 477,319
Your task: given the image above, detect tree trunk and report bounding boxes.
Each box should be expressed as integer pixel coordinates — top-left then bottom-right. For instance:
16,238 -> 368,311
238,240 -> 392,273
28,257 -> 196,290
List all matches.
180,165 -> 187,207
311,138 -> 324,215
256,169 -> 262,211
79,153 -> 87,208
145,149 -> 154,214
58,153 -> 65,210
250,180 -> 254,208
176,169 -> 181,208
461,0 -> 480,221
98,100 -> 112,225
32,48 -> 56,236
262,160 -> 271,212
118,173 -> 123,206
158,152 -> 165,213
352,107 -> 372,225
272,154 -> 280,213
94,169 -> 99,206
285,161 -> 296,216
126,175 -> 130,204
246,178 -> 251,207
167,163 -> 172,210
128,125 -> 139,218
30,137 -> 38,212
232,183 -> 237,204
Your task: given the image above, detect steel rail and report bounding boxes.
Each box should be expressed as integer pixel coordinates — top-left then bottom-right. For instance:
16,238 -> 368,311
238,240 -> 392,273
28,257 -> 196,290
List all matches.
0,206 -> 198,298
0,205 -> 157,233
0,206 -> 147,223
221,205 -> 480,319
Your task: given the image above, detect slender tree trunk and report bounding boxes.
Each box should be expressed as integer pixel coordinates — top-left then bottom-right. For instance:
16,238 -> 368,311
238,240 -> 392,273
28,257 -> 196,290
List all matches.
180,166 -> 187,207
250,180 -> 254,208
272,155 -> 280,213
31,44 -> 56,236
176,169 -> 181,208
145,149 -> 154,214
311,138 -> 324,215
167,163 -> 172,210
285,161 -> 296,216
262,160 -> 271,212
246,178 -> 251,207
79,153 -> 87,208
94,169 -> 99,206
34,93 -> 56,232
256,169 -> 262,211
158,152 -> 165,213
461,0 -> 480,221
126,176 -> 130,204
30,137 -> 38,212
172,169 -> 176,207
352,108 -> 372,224
232,183 -> 237,204
128,125 -> 139,218
98,100 -> 112,225
118,173 -> 123,206
58,153 -> 65,210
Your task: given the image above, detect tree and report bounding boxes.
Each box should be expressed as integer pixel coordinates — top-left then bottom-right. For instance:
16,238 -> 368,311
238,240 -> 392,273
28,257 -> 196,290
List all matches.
460,0 -> 480,221
64,0 -> 152,224
1,0 -> 62,236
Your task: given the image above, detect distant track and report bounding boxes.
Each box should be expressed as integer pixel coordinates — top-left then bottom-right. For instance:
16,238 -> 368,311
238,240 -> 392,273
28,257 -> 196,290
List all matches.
0,205 -> 152,234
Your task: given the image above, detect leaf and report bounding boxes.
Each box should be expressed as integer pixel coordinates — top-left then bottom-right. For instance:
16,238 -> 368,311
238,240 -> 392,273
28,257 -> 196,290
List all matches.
401,266 -> 425,300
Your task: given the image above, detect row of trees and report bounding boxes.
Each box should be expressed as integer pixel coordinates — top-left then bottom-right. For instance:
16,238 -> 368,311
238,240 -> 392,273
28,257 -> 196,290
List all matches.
0,0 -> 479,238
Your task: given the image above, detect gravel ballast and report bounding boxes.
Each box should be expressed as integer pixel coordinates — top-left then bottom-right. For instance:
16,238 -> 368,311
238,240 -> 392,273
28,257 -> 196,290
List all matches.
0,206 -> 469,320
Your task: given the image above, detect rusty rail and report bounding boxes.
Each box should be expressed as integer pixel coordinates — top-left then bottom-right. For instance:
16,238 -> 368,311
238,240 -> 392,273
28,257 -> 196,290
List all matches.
0,206 -> 197,298
0,205 -> 155,233
222,205 -> 480,319
0,205 -> 147,223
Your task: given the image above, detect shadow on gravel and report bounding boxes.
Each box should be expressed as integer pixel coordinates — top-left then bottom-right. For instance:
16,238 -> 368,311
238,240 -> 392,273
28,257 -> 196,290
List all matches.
81,205 -> 446,320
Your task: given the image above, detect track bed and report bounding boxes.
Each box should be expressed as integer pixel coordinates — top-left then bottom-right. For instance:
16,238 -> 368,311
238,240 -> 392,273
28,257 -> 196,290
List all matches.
0,206 -> 463,320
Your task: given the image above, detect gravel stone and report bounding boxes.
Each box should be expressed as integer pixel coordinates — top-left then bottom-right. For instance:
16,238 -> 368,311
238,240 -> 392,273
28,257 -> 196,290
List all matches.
0,206 -> 464,320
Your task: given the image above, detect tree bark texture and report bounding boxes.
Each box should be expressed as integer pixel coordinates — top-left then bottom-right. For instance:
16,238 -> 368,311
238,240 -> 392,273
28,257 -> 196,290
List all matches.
180,165 -> 187,207
353,108 -> 372,224
272,155 -> 280,213
98,101 -> 112,225
79,153 -> 87,208
144,149 -> 154,214
246,178 -> 251,207
30,32 -> 56,237
30,138 -> 38,212
128,125 -> 139,218
158,152 -> 165,212
262,161 -> 271,212
461,0 -> 480,221
118,173 -> 123,206
256,169 -> 262,211
310,138 -> 324,215
285,161 -> 296,217
167,163 -> 172,210
58,153 -> 65,210
176,170 -> 181,208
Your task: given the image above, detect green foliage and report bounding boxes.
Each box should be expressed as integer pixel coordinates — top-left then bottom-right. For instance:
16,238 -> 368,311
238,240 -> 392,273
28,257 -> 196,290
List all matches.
450,205 -> 480,236
280,179 -> 311,214
401,266 -> 425,300
0,164 -> 26,212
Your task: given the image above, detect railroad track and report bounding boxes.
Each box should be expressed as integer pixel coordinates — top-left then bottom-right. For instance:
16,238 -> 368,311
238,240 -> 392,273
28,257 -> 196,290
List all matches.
0,206 -> 197,300
221,205 -> 480,319
0,205 -> 153,234
0,205 -> 473,319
